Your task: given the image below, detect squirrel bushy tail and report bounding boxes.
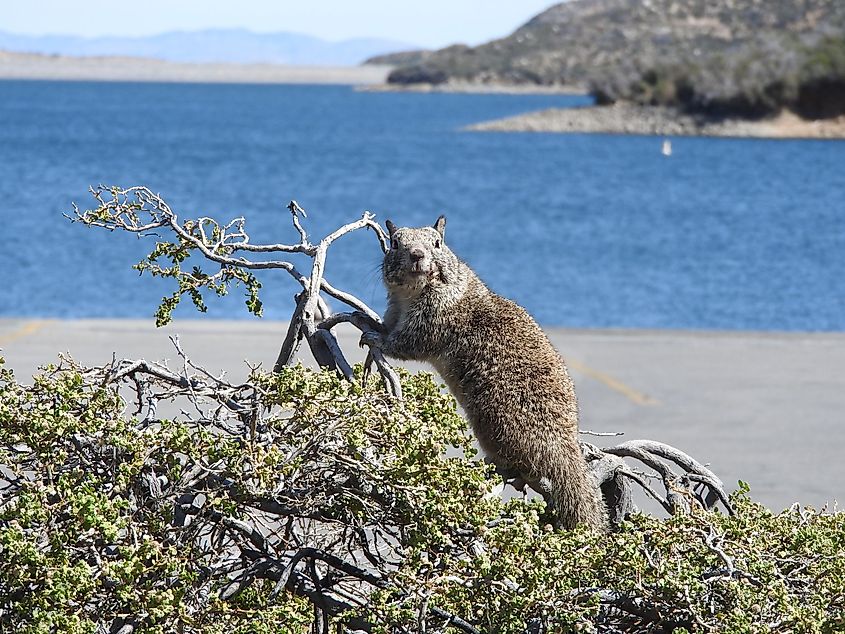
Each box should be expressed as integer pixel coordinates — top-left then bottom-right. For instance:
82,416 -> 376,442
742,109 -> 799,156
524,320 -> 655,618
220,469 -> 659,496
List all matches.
536,443 -> 608,530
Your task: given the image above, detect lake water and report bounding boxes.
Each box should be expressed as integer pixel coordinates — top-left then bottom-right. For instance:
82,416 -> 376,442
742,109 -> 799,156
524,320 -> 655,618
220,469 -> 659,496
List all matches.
0,80 -> 843,330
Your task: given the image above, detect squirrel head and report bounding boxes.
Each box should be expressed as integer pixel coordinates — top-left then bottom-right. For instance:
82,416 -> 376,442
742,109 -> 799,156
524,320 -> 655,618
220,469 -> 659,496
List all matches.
382,216 -> 464,295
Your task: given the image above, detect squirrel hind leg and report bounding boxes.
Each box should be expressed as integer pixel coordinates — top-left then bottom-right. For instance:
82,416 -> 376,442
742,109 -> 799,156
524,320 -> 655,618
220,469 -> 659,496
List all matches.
489,461 -> 531,496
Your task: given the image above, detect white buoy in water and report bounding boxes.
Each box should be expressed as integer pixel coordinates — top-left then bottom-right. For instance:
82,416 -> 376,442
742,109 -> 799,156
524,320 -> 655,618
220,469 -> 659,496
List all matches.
661,138 -> 673,156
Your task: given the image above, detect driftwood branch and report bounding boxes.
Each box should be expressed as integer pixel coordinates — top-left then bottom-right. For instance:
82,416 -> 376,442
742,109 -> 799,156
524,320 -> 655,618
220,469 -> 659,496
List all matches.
583,438 -> 733,522
600,439 -> 733,516
70,186 -> 400,397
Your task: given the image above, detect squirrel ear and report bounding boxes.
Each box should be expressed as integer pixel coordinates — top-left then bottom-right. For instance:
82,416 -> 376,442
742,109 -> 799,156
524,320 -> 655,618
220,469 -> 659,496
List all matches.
385,220 -> 398,237
433,215 -> 446,239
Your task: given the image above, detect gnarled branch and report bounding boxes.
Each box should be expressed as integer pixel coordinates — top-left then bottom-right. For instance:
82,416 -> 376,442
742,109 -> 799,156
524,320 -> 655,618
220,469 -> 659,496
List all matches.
70,186 -> 400,397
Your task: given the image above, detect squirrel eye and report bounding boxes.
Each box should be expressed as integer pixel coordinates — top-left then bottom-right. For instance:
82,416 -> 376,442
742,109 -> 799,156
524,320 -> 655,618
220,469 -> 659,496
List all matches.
391,239 -> 398,250
434,239 -> 441,249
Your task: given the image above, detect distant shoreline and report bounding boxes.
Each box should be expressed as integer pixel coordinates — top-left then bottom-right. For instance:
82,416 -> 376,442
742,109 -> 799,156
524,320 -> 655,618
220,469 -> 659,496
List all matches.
468,102 -> 845,140
357,81 -> 588,95
359,82 -> 845,139
0,50 -> 391,85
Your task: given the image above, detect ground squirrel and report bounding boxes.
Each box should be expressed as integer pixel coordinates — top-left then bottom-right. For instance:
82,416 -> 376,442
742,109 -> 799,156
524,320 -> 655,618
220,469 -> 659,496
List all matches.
360,216 -> 607,530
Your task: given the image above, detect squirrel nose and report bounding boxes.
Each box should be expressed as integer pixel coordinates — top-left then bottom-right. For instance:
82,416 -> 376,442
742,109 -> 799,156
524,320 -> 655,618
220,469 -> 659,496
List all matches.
410,248 -> 425,261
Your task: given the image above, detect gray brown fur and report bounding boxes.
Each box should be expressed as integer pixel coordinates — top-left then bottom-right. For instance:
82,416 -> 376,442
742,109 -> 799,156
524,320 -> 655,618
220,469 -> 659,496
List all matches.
363,216 -> 607,530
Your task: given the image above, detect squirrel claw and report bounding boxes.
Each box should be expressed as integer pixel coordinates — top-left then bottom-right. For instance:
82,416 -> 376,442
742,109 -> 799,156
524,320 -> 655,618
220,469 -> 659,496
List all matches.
359,331 -> 383,349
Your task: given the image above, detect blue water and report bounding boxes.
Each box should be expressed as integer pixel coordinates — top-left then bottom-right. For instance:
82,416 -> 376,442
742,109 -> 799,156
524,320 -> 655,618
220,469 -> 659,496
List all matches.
0,80 -> 843,330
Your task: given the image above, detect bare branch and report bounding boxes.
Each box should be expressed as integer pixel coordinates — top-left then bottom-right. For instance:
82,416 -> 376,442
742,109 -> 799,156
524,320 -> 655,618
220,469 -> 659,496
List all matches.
601,439 -> 733,516
72,186 -> 398,392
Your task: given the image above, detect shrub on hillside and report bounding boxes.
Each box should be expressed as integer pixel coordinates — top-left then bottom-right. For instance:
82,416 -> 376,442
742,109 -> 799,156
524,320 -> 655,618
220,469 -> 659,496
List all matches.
593,35 -> 845,120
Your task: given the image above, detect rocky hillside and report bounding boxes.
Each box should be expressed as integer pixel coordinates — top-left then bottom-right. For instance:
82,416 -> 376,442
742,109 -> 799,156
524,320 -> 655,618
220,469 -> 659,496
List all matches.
386,0 -> 845,118
365,49 -> 432,67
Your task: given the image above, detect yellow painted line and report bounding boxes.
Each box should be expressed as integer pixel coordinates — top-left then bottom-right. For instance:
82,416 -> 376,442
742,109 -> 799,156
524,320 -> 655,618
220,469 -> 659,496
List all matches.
0,320 -> 50,348
567,358 -> 659,406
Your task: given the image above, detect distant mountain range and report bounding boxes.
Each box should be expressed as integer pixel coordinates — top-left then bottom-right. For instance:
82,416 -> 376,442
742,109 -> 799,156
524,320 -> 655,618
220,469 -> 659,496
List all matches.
0,29 -> 417,66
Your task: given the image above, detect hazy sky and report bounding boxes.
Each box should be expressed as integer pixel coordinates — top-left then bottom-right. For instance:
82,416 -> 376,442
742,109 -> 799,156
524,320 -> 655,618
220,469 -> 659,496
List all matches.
1,1 -> 558,48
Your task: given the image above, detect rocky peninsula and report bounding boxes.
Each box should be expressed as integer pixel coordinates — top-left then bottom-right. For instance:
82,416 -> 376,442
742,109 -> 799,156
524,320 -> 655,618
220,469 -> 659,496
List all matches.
469,102 -> 845,139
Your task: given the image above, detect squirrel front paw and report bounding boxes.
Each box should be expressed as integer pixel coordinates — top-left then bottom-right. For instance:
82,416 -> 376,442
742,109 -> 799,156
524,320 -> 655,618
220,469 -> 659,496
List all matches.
359,330 -> 383,349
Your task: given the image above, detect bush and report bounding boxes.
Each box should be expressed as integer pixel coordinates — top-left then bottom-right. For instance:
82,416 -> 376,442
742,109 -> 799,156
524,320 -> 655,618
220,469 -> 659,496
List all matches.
2,356 -> 844,633
796,36 -> 845,118
592,34 -> 845,120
